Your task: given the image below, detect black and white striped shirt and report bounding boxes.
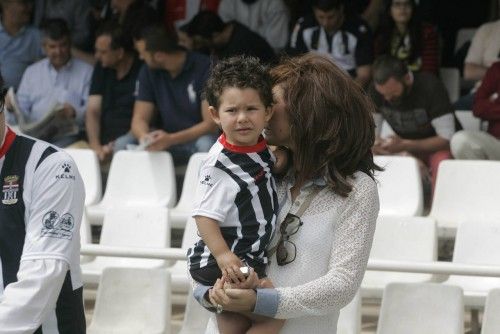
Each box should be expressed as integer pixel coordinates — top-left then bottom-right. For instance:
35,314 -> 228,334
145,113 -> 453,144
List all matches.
188,134 -> 278,270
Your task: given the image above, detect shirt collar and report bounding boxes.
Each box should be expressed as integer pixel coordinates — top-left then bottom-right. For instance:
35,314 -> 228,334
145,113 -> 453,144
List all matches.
0,127 -> 16,158
47,57 -> 73,72
219,133 -> 268,153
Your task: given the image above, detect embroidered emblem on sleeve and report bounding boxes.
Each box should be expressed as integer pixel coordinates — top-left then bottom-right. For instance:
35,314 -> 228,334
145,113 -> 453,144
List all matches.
2,175 -> 20,205
200,175 -> 213,187
41,211 -> 74,240
55,161 -> 76,181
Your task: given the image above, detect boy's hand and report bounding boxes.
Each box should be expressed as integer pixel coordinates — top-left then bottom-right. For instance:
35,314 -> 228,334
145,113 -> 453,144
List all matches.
230,268 -> 260,289
216,251 -> 245,283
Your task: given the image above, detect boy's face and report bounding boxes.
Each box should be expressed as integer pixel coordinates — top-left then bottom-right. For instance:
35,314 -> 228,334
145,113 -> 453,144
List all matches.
209,87 -> 272,147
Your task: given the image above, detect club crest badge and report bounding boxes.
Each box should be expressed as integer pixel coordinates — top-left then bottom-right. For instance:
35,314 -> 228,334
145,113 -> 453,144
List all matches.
2,175 -> 20,205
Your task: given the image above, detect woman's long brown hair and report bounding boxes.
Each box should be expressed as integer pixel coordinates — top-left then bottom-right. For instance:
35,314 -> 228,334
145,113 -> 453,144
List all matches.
270,53 -> 381,197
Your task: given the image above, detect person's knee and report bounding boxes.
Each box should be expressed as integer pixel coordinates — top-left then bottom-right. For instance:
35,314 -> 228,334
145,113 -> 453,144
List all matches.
450,131 -> 475,159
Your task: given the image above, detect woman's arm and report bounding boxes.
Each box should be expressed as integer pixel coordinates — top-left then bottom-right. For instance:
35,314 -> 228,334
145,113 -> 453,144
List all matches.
273,176 -> 379,318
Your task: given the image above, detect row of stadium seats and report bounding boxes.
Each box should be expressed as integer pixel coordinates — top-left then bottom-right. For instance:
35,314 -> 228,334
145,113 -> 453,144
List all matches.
86,266 -> 500,334
69,148 -> 500,238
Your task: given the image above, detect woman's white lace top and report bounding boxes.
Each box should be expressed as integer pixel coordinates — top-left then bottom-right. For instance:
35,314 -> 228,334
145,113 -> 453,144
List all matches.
268,171 -> 379,333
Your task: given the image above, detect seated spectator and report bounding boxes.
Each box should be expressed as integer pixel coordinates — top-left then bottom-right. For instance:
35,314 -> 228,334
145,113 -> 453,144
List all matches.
0,0 -> 43,89
369,55 -> 460,190
455,18 -> 500,110
464,19 -> 500,83
218,0 -> 290,51
33,0 -> 92,52
86,22 -> 142,162
110,0 -> 159,41
132,26 -> 218,165
451,61 -> 500,160
374,0 -> 439,74
287,0 -> 374,87
9,18 -> 92,147
184,10 -> 276,64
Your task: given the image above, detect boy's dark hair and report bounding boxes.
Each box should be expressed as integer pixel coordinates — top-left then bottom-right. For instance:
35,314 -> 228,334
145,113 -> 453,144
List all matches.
184,10 -> 225,39
312,0 -> 344,11
40,18 -> 71,41
204,56 -> 273,109
142,25 -> 185,53
96,21 -> 134,53
372,55 -> 409,85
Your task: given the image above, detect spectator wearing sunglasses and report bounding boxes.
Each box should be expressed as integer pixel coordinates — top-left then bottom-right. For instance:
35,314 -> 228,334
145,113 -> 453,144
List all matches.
187,56 -> 284,333
195,53 -> 380,334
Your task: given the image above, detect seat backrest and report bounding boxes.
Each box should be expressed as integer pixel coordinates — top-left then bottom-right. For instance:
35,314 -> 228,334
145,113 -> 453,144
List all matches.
453,221 -> 500,265
80,211 -> 94,263
88,267 -> 170,334
430,160 -> 500,232
482,289 -> 500,334
455,28 -> 477,53
370,216 -> 437,261
377,283 -> 463,334
65,148 -> 102,206
102,151 -> 176,207
337,291 -> 361,334
181,216 -> 200,249
374,155 -> 424,216
455,110 -> 482,131
174,152 -> 207,212
100,207 -> 170,248
178,290 -> 210,334
439,67 -> 460,103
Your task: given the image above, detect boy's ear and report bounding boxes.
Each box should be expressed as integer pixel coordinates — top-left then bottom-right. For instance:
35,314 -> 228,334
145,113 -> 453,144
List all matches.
265,106 -> 274,122
208,106 -> 221,125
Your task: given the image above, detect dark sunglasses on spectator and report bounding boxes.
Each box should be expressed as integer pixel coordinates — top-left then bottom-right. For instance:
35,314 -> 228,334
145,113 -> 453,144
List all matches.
276,213 -> 303,266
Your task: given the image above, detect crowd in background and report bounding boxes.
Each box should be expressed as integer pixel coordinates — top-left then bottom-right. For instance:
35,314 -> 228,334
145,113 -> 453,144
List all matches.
1,0 -> 500,191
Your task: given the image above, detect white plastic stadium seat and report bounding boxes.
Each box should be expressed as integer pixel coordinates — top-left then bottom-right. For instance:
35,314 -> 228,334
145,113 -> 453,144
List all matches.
177,290 -> 211,334
65,148 -> 102,206
80,211 -> 94,264
337,291 -> 361,334
454,28 -> 477,53
87,267 -> 171,334
429,160 -> 500,238
81,207 -> 170,284
439,67 -> 460,103
86,151 -> 176,226
362,216 -> 437,298
454,109 -> 485,132
482,289 -> 500,334
169,153 -> 207,229
374,155 -> 424,216
168,216 -> 199,296
377,283 -> 464,334
442,221 -> 500,308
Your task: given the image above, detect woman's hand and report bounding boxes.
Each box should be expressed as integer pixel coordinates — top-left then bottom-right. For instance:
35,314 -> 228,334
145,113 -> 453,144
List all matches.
209,277 -> 258,313
231,269 -> 260,289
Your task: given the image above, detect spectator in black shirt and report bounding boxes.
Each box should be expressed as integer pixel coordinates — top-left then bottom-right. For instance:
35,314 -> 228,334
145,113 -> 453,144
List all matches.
86,22 -> 142,162
184,10 -> 276,64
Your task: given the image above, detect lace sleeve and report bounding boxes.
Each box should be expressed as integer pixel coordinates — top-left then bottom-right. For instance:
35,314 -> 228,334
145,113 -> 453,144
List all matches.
275,175 -> 379,319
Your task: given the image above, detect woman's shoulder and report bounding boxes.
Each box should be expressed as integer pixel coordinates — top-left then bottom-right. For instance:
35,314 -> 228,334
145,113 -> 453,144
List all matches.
348,171 -> 379,201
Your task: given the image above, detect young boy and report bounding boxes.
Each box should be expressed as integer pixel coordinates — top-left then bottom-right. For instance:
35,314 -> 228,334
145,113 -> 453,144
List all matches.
187,56 -> 283,333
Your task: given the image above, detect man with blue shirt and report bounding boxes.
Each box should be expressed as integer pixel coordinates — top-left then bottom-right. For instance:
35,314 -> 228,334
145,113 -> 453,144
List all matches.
132,26 -> 217,165
0,0 -> 43,90
9,18 -> 92,147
